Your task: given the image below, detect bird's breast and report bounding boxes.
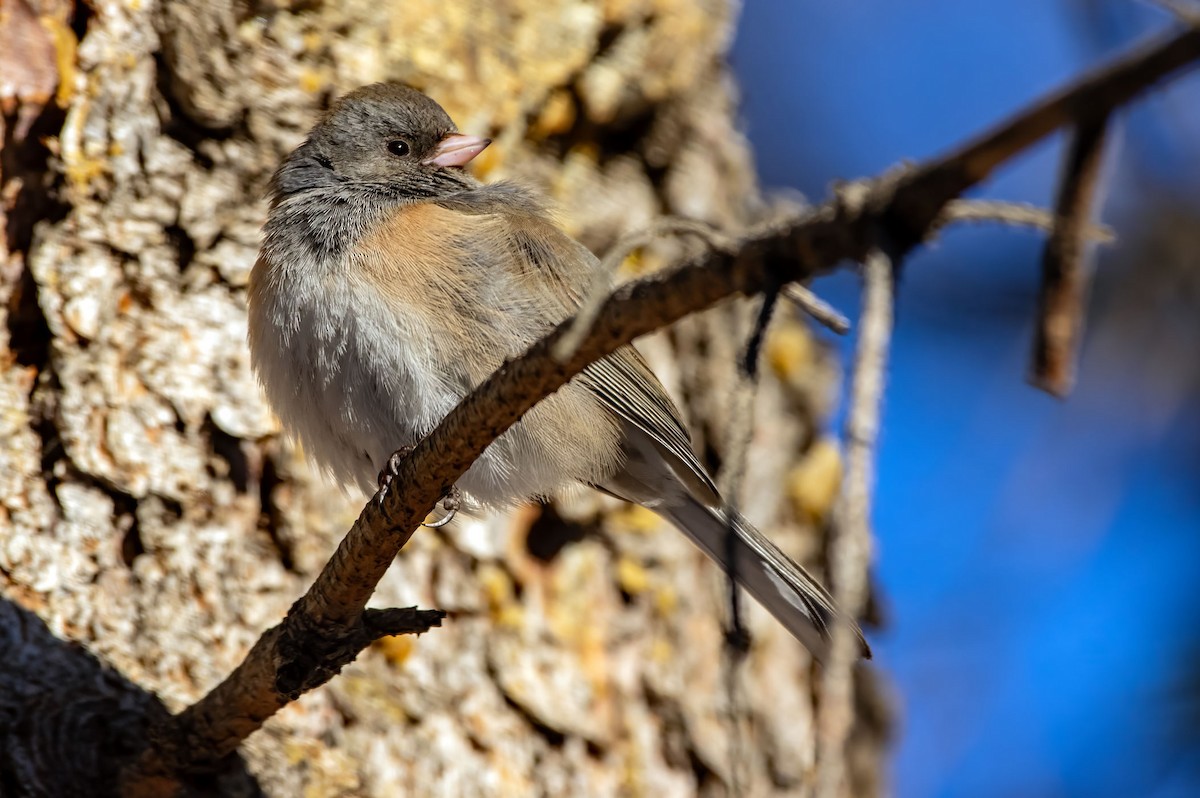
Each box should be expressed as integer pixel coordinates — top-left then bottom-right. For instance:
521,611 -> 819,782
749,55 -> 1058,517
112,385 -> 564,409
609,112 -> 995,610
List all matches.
248,242 -> 464,488
248,196 -> 625,501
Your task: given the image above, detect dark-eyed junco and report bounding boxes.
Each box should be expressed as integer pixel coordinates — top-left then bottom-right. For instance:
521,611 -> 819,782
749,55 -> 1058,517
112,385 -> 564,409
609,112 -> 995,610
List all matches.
248,83 -> 866,660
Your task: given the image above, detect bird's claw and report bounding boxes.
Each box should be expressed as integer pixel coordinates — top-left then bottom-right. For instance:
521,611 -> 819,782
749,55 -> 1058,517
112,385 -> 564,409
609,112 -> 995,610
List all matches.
376,446 -> 413,508
423,485 -> 461,528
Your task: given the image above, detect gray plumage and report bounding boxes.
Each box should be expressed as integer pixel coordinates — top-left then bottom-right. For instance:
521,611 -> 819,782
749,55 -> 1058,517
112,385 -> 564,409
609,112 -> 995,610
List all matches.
248,83 -> 868,661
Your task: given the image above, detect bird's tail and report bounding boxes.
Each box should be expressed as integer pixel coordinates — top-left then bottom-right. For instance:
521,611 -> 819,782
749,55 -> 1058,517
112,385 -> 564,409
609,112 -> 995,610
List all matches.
659,494 -> 870,662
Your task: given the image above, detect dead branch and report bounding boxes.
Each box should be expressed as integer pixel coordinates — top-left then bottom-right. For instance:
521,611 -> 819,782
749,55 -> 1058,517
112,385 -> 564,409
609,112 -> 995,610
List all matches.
886,27 -> 1200,240
782,284 -> 852,334
817,248 -> 895,798
1029,114 -> 1113,396
120,26 -> 1200,797
938,199 -> 1115,242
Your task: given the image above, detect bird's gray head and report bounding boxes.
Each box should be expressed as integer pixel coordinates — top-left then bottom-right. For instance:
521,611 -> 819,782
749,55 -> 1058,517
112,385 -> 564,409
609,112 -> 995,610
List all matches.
270,83 -> 491,202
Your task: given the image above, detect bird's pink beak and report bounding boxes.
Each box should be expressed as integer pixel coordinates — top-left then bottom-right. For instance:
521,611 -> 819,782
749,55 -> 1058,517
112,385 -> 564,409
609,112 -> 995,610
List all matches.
424,133 -> 491,167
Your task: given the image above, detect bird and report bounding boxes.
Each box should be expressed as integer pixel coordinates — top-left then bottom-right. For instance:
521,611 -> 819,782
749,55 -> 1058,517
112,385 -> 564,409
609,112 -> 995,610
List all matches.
247,83 -> 867,661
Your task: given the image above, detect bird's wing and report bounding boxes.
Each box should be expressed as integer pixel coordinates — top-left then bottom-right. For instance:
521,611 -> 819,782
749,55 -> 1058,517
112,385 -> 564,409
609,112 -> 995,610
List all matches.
451,186 -> 719,503
440,187 -> 867,658
579,348 -> 718,503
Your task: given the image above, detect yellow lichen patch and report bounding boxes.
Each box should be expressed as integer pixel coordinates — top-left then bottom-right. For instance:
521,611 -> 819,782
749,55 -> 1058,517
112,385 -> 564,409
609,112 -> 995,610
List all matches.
298,68 -> 325,94
766,319 -> 815,386
60,99 -> 109,193
62,152 -> 108,192
42,15 -> 77,107
281,739 -> 362,797
478,562 -> 513,604
788,438 -> 843,523
337,673 -> 407,723
373,633 -> 415,667
650,637 -> 673,664
530,89 -> 576,140
653,583 -> 678,616
616,555 -> 649,595
495,603 -> 524,629
547,544 -> 605,644
613,248 -> 644,278
619,740 -> 641,797
578,622 -> 610,693
302,31 -> 323,52
478,561 -> 522,628
610,503 -> 662,535
489,760 -> 531,796
284,740 -> 310,766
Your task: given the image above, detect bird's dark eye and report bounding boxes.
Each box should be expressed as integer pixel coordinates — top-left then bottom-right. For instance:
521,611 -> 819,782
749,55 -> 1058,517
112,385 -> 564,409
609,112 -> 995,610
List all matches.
387,140 -> 411,157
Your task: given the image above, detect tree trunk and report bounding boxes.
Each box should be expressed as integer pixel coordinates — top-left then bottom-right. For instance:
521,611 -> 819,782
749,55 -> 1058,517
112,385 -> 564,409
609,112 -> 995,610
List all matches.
0,0 -> 889,795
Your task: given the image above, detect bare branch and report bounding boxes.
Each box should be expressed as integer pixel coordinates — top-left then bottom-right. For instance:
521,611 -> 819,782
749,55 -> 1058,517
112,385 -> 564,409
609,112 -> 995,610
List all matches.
362,607 -> 448,639
888,28 -> 1200,240
1030,114 -> 1112,396
938,199 -> 1115,243
120,26 -> 1200,796
719,289 -> 783,794
782,284 -> 852,334
816,248 -> 894,798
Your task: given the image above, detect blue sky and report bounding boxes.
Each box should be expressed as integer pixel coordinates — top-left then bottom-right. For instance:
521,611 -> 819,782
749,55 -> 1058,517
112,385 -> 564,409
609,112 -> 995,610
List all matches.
731,2 -> 1200,795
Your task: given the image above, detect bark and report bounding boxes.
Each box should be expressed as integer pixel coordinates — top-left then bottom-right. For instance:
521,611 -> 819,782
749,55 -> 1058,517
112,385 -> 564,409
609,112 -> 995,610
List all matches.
0,1 -> 889,795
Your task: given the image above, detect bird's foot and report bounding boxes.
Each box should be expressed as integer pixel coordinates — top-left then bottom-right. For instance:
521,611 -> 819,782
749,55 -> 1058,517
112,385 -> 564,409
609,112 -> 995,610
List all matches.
376,446 -> 414,508
375,447 -> 461,526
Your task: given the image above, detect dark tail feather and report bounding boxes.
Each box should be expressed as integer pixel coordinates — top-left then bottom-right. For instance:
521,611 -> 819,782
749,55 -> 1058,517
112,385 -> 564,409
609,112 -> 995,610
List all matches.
659,495 -> 870,662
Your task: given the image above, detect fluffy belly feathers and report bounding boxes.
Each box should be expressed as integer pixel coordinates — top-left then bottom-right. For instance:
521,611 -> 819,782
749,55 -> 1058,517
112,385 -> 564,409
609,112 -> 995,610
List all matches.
247,261 -> 623,504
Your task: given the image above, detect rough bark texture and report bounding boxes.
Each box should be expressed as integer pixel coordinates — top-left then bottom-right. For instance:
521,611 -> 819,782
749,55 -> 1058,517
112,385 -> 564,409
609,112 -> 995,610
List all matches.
0,1 -> 889,795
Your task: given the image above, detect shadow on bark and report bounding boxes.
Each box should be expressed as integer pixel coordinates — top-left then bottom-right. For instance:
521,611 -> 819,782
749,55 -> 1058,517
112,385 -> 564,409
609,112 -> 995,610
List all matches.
0,600 -> 262,798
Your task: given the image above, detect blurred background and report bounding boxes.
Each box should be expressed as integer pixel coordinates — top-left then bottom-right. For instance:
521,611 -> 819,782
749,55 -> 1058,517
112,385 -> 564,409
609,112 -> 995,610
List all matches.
733,1 -> 1200,796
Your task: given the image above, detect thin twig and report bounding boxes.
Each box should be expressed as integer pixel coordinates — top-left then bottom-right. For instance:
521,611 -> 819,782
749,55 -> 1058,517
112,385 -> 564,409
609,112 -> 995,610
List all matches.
1030,114 -> 1112,396
716,284 -> 782,794
119,26 -> 1200,795
889,27 -> 1200,241
782,284 -> 852,334
816,248 -> 894,798
552,218 -> 738,362
937,199 -> 1116,243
